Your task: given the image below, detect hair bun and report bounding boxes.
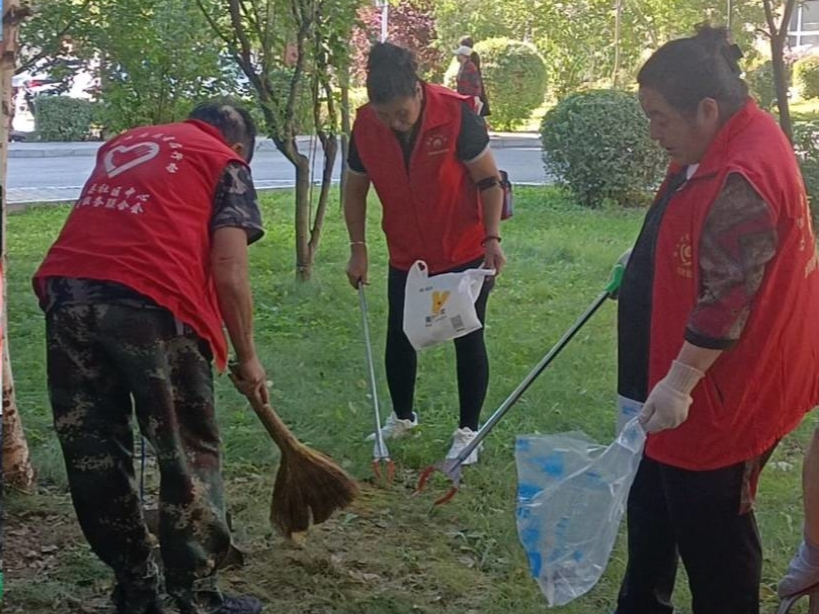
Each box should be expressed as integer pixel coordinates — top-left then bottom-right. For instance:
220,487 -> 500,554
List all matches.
694,24 -> 731,51
694,24 -> 743,75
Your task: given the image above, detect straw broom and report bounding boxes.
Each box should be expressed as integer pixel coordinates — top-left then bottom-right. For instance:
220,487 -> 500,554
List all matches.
230,371 -> 359,538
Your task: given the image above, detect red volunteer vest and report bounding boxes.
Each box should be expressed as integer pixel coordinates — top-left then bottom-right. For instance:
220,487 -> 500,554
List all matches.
646,100 -> 819,469
353,83 -> 485,273
33,120 -> 245,371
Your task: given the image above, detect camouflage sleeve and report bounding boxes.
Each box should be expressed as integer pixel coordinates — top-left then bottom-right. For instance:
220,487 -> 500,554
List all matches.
685,173 -> 779,349
211,162 -> 265,244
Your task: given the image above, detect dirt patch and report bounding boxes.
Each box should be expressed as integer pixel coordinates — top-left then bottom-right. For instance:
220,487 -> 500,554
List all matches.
5,474 -> 501,613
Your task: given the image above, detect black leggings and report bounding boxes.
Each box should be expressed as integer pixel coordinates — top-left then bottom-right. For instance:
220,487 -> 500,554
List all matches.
386,259 -> 492,431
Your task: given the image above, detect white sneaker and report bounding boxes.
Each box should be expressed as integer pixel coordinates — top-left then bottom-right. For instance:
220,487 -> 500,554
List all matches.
366,412 -> 418,441
779,539 -> 819,597
446,427 -> 482,465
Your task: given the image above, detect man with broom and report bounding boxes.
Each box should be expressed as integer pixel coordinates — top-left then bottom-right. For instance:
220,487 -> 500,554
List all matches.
32,101 -> 267,614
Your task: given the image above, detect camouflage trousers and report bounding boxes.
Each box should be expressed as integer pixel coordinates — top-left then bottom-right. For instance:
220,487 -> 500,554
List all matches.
46,304 -> 231,613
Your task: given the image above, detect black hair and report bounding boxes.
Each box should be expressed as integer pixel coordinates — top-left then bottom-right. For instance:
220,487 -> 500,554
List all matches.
188,100 -> 257,162
459,36 -> 481,71
366,42 -> 419,105
637,24 -> 748,118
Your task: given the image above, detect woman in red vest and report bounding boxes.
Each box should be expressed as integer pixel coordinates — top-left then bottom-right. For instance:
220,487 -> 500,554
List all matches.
616,26 -> 819,613
344,42 -> 506,465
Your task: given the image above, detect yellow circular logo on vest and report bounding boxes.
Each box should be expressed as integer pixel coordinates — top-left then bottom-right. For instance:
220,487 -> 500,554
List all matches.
673,233 -> 693,279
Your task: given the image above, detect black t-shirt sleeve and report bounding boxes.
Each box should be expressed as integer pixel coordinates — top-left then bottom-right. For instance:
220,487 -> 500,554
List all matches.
456,102 -> 490,162
347,132 -> 367,174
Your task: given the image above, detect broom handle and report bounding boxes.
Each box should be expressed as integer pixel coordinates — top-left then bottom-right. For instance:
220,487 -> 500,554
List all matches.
228,367 -> 301,452
246,395 -> 301,451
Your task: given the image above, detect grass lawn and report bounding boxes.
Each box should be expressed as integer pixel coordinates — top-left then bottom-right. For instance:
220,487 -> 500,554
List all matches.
791,97 -> 819,122
4,187 -> 816,613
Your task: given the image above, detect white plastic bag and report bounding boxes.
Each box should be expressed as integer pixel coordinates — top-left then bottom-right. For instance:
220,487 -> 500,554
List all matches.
616,395 -> 644,435
402,260 -> 494,351
515,418 -> 646,606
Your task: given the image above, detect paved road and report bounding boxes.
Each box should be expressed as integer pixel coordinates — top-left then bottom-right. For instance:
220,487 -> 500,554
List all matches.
7,135 -> 549,205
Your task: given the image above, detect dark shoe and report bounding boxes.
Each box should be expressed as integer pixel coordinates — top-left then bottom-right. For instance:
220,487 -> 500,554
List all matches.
174,593 -> 262,614
215,594 -> 263,614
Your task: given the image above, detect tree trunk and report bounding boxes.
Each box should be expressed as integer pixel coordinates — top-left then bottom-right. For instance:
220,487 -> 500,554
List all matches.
772,37 -> 793,142
2,339 -> 35,490
764,0 -> 798,143
612,0 -> 623,88
310,133 -> 336,259
1,0 -> 35,491
339,65 -> 351,208
285,138 -> 313,281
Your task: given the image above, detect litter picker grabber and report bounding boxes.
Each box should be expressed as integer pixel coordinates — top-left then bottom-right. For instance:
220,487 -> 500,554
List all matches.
415,256 -> 627,506
358,282 -> 395,483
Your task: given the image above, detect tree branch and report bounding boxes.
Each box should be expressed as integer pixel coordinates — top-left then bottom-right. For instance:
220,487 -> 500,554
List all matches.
780,0 -> 798,44
755,27 -> 773,40
228,0 -> 255,69
195,0 -> 237,50
284,0 -> 311,138
763,0 -> 779,39
17,0 -> 91,74
240,0 -> 264,49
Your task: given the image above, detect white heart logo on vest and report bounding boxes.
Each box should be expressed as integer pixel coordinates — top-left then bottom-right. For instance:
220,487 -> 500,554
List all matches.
104,142 -> 161,178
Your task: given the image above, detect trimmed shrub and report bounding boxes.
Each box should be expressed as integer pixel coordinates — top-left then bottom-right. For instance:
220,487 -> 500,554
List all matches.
473,38 -> 547,130
793,120 -> 819,224
34,96 -> 97,141
745,60 -> 791,111
795,55 -> 819,100
540,89 -> 666,208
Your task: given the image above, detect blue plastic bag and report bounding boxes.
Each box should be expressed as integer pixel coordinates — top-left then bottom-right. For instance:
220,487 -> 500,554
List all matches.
515,418 -> 646,606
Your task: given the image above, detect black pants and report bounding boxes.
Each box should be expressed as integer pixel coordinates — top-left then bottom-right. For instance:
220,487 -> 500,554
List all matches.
616,451 -> 774,614
386,259 -> 492,431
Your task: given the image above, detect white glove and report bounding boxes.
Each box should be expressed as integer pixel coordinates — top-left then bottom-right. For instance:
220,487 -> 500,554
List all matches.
639,360 -> 705,433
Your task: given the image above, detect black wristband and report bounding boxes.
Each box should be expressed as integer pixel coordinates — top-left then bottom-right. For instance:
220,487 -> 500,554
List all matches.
476,176 -> 500,192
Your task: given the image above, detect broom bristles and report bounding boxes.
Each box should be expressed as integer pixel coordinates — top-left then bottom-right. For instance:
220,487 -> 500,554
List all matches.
270,443 -> 360,537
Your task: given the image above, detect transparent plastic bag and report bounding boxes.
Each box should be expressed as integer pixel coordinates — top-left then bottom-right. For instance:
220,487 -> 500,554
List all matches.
515,418 -> 646,606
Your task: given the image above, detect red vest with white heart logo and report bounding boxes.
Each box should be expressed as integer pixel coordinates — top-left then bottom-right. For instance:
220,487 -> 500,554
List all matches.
646,100 -> 819,470
32,120 -> 246,370
353,83 -> 485,273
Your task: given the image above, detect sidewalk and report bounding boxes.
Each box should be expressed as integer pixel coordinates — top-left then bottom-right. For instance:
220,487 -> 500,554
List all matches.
7,179 -> 299,207
8,132 -> 540,158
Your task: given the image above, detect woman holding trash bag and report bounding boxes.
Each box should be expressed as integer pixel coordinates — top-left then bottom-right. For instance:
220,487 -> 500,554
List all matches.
615,25 -> 819,614
343,42 -> 506,465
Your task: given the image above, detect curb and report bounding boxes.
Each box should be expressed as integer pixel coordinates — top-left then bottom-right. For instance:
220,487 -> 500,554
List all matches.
7,179 -> 555,208
9,134 -> 542,158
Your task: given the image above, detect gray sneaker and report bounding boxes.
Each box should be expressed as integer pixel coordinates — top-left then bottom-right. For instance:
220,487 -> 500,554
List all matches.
366,412 -> 418,441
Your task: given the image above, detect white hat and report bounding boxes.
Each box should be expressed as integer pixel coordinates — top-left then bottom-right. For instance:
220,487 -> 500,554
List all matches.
454,45 -> 473,57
